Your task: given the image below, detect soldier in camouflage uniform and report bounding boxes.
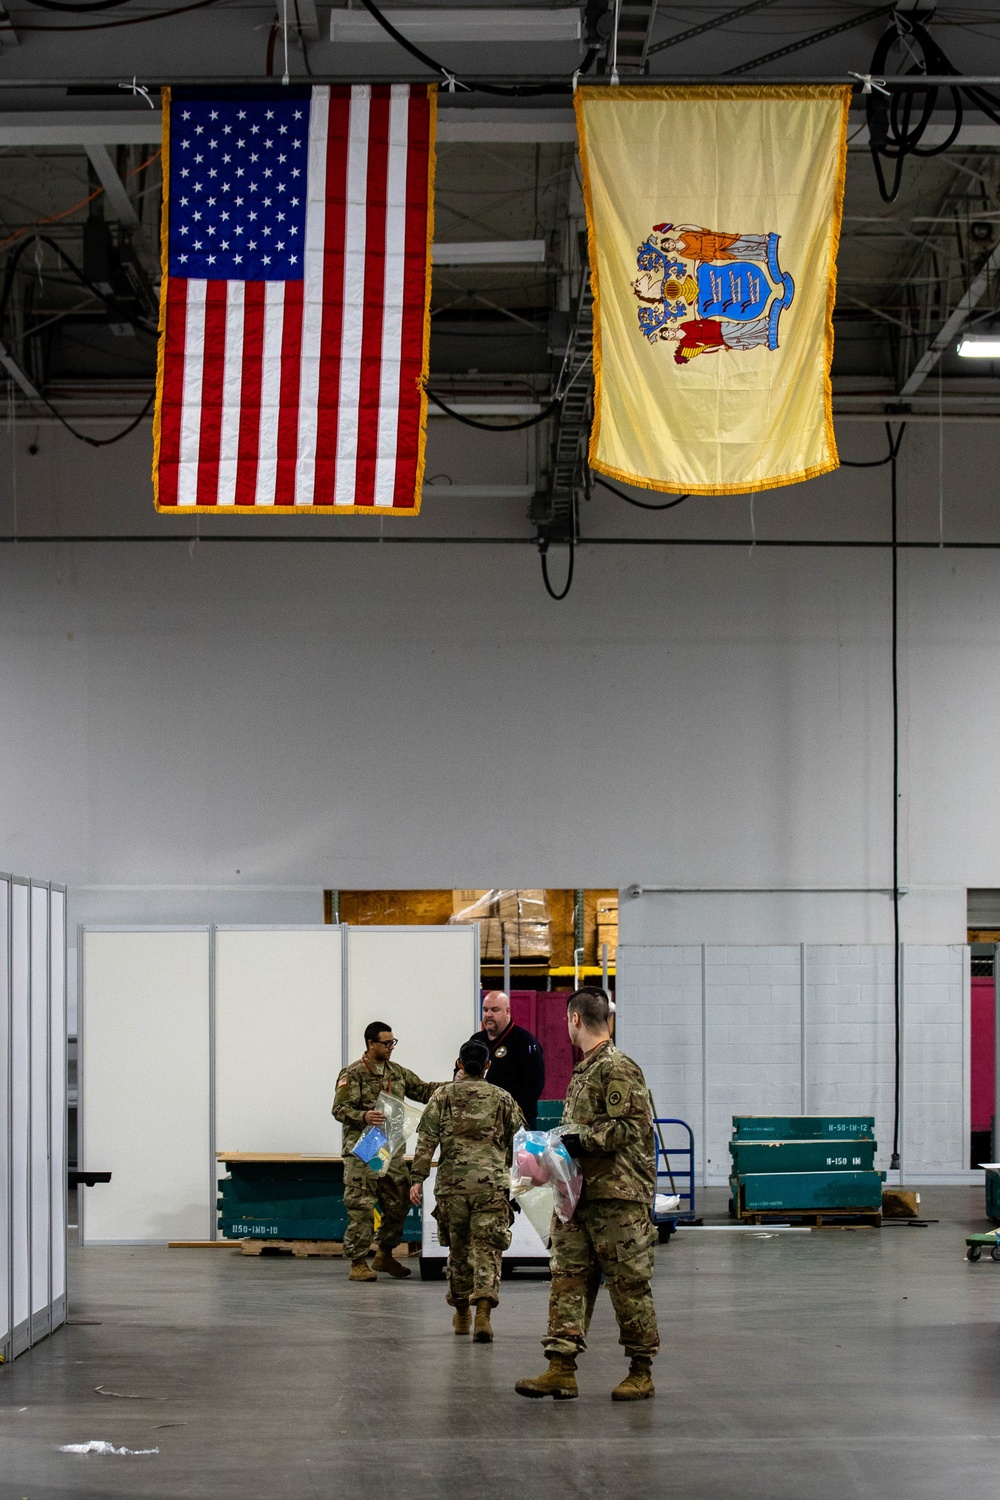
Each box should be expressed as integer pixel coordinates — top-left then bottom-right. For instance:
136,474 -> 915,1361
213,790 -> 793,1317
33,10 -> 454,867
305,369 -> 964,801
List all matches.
410,1038 -> 523,1341
515,988 -> 659,1402
332,1021 -> 446,1282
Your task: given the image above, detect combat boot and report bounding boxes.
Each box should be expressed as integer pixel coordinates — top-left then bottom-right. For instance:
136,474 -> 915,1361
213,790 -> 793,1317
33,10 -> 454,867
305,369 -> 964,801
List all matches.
611,1356 -> 655,1401
472,1299 -> 493,1343
451,1300 -> 471,1335
371,1248 -> 411,1278
514,1354 -> 578,1400
349,1256 -> 377,1282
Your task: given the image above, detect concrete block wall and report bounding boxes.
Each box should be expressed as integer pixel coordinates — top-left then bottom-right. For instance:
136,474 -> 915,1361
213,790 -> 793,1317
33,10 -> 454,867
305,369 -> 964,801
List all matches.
617,943 -> 969,1185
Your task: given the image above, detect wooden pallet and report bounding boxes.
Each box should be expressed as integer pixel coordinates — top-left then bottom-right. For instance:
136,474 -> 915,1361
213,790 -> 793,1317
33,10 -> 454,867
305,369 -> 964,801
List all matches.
741,1210 -> 882,1228
240,1239 -> 344,1258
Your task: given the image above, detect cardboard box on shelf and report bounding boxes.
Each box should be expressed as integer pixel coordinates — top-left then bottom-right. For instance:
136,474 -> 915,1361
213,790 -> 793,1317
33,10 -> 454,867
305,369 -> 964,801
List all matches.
479,917 -> 503,960
497,889 -> 549,922
452,889 -> 494,919
501,918 -> 552,959
596,922 -> 618,964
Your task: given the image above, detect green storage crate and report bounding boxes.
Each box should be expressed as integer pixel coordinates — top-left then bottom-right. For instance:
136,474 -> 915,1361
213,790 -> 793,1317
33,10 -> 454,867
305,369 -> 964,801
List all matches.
732,1115 -> 875,1141
729,1139 -> 877,1174
217,1159 -> 422,1243
986,1167 -> 1000,1224
733,1169 -> 885,1215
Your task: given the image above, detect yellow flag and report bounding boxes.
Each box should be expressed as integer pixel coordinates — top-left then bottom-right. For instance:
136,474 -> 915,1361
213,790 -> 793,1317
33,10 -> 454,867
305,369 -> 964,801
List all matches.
575,85 -> 850,495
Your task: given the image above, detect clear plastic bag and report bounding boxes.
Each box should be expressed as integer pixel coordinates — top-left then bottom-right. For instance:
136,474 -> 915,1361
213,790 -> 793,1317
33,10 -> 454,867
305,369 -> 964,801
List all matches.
352,1125 -> 391,1175
543,1134 -> 583,1223
377,1091 -> 425,1158
510,1127 -> 583,1224
517,1182 -> 555,1246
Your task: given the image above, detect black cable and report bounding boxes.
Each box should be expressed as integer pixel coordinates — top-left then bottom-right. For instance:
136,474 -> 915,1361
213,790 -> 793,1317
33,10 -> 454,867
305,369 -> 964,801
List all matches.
7,386 -> 155,447
540,540 -> 574,600
354,0 -> 598,96
841,449 -> 897,468
292,0 -> 313,77
266,17 -> 280,77
15,0 -> 224,30
23,0 -> 132,10
887,418 -> 906,1172
0,234 -> 155,336
861,16 -> 1000,203
592,473 -> 690,509
1,235 -> 155,447
427,389 -> 560,430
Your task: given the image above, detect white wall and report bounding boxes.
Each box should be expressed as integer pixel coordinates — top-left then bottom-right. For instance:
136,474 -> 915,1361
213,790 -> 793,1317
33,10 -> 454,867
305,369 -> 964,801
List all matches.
0,420 -> 998,948
616,942 -> 969,1185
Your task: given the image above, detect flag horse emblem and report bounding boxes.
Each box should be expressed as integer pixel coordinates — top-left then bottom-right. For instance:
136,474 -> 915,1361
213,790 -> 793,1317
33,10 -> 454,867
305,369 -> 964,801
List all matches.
631,222 -> 795,367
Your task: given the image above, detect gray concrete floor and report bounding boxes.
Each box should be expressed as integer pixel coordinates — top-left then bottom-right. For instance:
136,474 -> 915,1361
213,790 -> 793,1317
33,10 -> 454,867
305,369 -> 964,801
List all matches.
2,1187 -> 999,1499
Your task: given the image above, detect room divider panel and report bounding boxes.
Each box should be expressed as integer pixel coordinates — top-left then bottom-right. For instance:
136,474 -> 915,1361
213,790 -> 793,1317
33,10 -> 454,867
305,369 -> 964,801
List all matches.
2,875 -> 67,1362
81,929 -> 212,1245
80,923 -> 478,1244
214,927 -> 344,1157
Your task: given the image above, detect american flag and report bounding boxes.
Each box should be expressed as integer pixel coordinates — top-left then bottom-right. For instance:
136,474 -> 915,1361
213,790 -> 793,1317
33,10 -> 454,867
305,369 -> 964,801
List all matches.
153,83 -> 435,513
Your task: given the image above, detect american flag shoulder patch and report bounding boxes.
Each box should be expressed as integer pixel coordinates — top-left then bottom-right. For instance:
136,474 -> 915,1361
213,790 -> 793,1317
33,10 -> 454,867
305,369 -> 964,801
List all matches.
152,83 -> 436,514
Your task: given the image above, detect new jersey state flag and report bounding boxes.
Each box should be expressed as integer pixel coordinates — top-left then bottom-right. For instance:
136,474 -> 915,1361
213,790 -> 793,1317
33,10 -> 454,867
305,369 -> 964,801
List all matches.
153,83 -> 436,513
575,85 -> 850,495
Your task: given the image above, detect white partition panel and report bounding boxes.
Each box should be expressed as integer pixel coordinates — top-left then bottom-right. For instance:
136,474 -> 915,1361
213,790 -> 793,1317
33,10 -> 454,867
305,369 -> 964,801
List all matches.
49,888 -> 67,1327
82,930 -> 211,1244
0,877 -> 10,1362
215,928 -> 344,1159
345,926 -> 478,1086
10,880 -> 30,1356
30,884 -> 51,1340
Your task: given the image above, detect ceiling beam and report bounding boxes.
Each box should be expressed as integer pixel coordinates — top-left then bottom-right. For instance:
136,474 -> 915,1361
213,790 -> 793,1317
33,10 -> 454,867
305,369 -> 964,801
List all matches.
0,108 -> 577,147
329,8 -> 580,43
900,243 -> 1000,397
433,240 -> 545,265
0,2 -> 18,46
0,339 -> 41,401
84,144 -> 140,229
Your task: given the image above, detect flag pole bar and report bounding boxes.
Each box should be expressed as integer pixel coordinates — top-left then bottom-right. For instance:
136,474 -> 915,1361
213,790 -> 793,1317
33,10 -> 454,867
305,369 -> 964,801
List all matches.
3,74 -> 1000,89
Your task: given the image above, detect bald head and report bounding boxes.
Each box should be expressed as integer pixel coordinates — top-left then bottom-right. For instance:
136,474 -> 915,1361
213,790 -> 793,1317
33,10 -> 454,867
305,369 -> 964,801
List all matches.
481,991 -> 511,1040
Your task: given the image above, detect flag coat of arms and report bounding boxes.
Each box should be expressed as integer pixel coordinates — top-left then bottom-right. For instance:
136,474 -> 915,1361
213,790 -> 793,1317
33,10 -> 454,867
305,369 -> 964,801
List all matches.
575,85 -> 850,495
153,83 -> 436,513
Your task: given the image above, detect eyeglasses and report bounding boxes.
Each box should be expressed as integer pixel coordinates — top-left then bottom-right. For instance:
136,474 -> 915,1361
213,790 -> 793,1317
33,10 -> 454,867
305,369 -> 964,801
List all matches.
376,1038 -> 398,1049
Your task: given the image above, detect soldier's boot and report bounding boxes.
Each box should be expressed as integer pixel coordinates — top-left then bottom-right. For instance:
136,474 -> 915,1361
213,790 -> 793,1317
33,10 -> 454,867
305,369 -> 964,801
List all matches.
472,1300 -> 494,1343
349,1256 -> 377,1282
514,1354 -> 579,1400
451,1300 -> 471,1335
611,1356 -> 655,1402
371,1247 -> 412,1278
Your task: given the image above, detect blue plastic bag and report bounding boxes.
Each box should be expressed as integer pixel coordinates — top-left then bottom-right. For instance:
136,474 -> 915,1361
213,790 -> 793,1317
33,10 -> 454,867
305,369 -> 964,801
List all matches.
352,1125 -> 391,1175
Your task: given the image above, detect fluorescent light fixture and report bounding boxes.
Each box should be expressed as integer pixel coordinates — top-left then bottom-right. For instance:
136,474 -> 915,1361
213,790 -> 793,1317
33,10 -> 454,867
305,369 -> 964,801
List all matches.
957,335 -> 1000,358
330,8 -> 580,43
433,239 -> 545,264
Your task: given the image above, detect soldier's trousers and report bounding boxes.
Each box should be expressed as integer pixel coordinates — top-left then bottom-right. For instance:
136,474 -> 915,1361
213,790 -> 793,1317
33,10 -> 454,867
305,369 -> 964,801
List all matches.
543,1198 -> 659,1360
435,1191 -> 512,1308
342,1154 -> 410,1261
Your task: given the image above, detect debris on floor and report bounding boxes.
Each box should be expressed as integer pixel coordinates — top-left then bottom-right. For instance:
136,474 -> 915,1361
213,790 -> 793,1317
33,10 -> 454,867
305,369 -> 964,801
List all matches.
58,1440 -> 159,1456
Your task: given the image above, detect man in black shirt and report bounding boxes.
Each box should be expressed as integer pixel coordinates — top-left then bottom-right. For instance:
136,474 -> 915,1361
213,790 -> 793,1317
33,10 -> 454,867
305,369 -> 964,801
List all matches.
468,991 -> 545,1128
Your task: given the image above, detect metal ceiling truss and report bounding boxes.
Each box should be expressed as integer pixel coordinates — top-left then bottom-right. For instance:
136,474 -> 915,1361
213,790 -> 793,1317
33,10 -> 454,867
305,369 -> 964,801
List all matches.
531,270 -> 593,552
895,153 -> 1000,392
